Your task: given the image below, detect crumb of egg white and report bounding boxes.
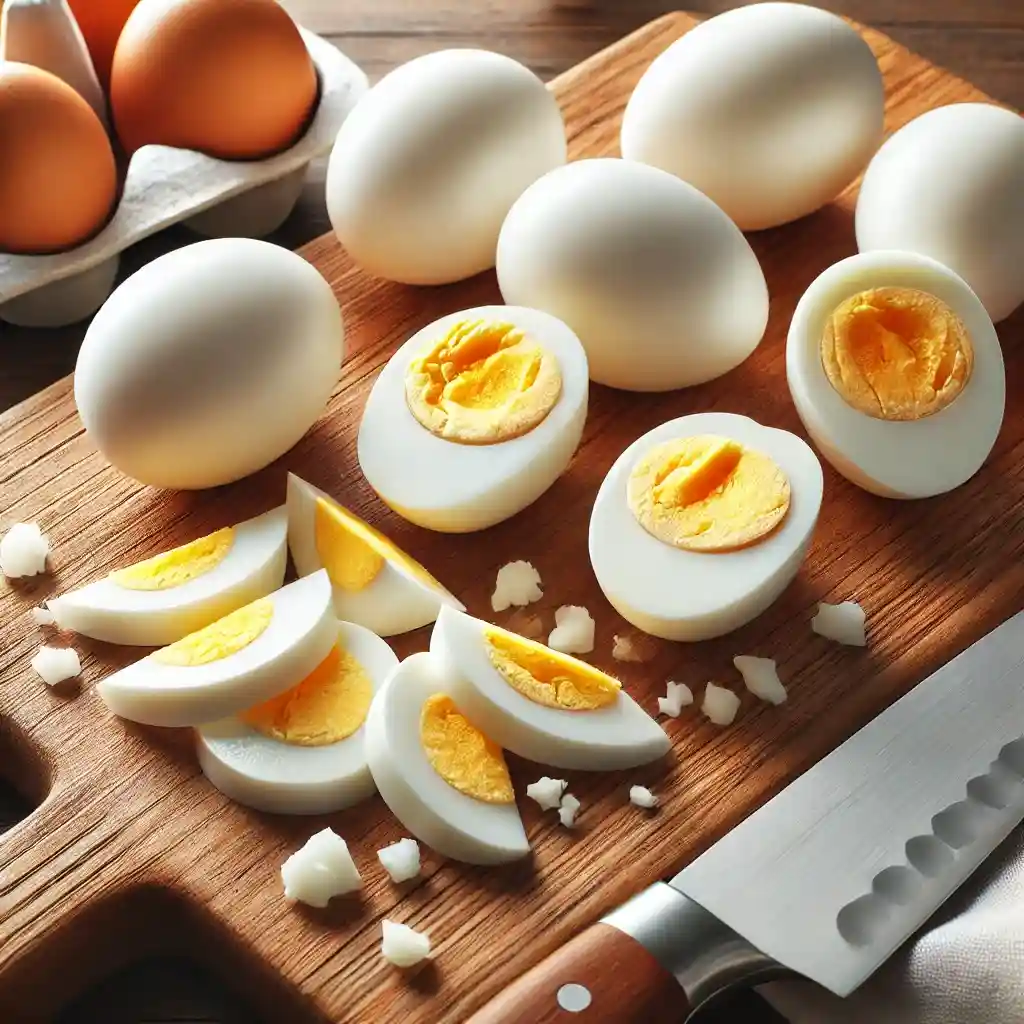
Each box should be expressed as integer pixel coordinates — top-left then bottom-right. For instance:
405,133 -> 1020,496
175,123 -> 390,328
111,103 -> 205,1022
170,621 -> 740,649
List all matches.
32,605 -> 56,627
30,645 -> 80,687
629,785 -> 658,810
381,920 -> 432,968
526,776 -> 568,811
0,522 -> 50,579
812,601 -> 866,647
548,605 -> 595,655
491,560 -> 543,612
558,793 -> 581,828
733,656 -> 787,706
702,683 -> 740,727
612,632 -> 655,663
658,680 -> 693,718
281,828 -> 361,908
377,838 -> 421,884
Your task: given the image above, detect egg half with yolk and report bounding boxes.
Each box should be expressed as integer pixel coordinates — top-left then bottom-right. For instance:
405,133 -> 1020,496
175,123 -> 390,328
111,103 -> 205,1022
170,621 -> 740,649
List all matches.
589,413 -> 823,642
364,651 -> 529,865
287,474 -> 463,636
97,570 -> 337,727
430,607 -> 669,770
49,507 -> 287,646
196,620 -> 397,815
357,305 -> 589,533
786,251 -> 1005,499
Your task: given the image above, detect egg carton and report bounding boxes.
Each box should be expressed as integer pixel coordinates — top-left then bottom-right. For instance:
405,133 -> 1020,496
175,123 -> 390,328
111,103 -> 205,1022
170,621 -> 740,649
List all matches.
0,29 -> 368,329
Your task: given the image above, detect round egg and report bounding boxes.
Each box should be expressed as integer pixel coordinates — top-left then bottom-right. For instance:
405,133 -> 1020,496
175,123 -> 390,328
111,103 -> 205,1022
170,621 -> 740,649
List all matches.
496,159 -> 769,391
358,305 -> 589,533
325,48 -> 566,285
856,103 -> 1024,323
287,474 -> 464,636
430,607 -> 670,770
590,413 -> 823,642
196,621 -> 398,815
364,651 -> 529,865
75,238 -> 344,491
97,570 -> 337,727
786,251 -> 1006,499
49,506 -> 287,646
620,3 -> 884,231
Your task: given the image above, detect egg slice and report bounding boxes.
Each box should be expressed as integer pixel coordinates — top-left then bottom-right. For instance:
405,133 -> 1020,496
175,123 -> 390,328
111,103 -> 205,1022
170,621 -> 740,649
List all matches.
50,507 -> 288,646
97,570 -> 337,728
786,251 -> 1006,499
364,651 -> 529,865
358,305 -> 589,533
287,474 -> 464,636
589,413 -> 823,642
429,607 -> 670,770
195,621 -> 397,815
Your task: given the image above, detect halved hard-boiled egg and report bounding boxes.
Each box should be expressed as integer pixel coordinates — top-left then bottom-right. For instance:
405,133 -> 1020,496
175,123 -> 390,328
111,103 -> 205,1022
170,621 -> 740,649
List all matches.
429,607 -> 670,770
589,413 -> 823,642
787,251 -> 1006,498
287,474 -> 463,636
358,306 -> 589,532
195,621 -> 398,815
97,571 -> 337,728
50,507 -> 287,646
364,652 -> 529,865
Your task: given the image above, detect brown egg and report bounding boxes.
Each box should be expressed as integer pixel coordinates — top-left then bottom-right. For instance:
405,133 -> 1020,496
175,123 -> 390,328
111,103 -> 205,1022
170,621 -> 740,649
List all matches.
110,0 -> 319,161
0,63 -> 117,255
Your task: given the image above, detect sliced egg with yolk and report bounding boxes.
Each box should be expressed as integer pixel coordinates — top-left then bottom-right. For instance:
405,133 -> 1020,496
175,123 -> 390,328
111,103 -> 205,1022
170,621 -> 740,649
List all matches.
97,570 -> 337,728
429,606 -> 670,770
195,621 -> 398,814
287,474 -> 464,637
364,651 -> 529,865
589,413 -> 823,642
357,305 -> 589,533
49,507 -> 288,646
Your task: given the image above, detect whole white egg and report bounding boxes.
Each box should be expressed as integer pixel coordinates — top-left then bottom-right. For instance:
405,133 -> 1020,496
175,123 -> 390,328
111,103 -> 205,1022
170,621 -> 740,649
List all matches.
325,49 -> 566,285
496,158 -> 769,391
75,239 -> 344,490
620,3 -> 884,231
856,103 -> 1024,323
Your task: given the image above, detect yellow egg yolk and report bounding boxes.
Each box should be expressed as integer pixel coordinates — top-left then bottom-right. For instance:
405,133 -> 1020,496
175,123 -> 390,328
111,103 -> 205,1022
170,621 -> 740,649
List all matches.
404,318 -> 562,444
152,598 -> 273,667
240,644 -> 372,747
483,625 -> 620,711
420,694 -> 514,804
820,287 -> 973,421
628,436 -> 791,553
110,527 -> 234,590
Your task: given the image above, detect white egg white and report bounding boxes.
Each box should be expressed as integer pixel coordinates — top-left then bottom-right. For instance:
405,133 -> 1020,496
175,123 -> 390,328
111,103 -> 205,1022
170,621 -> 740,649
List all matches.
357,305 -> 589,533
589,413 -> 823,642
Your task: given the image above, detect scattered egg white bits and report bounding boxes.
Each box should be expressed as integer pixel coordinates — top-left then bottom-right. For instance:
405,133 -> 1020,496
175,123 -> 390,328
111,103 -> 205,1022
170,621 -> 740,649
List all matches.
377,839 -> 422,884
287,474 -> 462,637
786,251 -> 1005,499
491,560 -> 543,612
358,306 -> 590,533
558,793 -> 581,829
0,522 -> 49,578
281,828 -> 362,908
381,920 -> 432,969
96,570 -> 337,728
733,656 -> 787,706
48,507 -> 287,647
658,681 -> 693,718
31,645 -> 81,686
611,633 -> 653,663
702,683 -> 740,727
430,606 -> 669,770
364,652 -> 529,865
589,413 -> 823,642
629,785 -> 658,810
548,605 -> 595,655
812,601 -> 867,647
32,606 -> 55,627
525,776 -> 567,811
195,621 -> 398,815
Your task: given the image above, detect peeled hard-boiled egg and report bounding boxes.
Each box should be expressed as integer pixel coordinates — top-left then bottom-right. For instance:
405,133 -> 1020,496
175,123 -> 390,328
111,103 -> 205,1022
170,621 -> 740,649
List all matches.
589,413 -> 823,641
75,239 -> 344,490
196,620 -> 398,815
287,474 -> 463,636
429,607 -> 670,770
326,48 -> 566,285
496,158 -> 768,391
856,103 -> 1024,323
786,251 -> 1005,499
358,306 -> 589,532
364,652 -> 529,865
97,570 -> 337,727
49,506 -> 287,646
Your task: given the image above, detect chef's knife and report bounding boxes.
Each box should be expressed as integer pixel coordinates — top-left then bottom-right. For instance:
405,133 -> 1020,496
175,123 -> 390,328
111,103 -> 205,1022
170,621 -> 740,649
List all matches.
467,610 -> 1024,1023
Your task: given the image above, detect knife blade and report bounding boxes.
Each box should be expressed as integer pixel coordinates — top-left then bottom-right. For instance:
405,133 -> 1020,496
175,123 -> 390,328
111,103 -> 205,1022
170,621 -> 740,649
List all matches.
466,610 -> 1024,1023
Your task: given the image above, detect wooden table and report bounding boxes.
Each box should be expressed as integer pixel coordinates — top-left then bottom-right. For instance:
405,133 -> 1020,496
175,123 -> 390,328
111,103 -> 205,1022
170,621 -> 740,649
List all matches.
1,2 -> 1019,1021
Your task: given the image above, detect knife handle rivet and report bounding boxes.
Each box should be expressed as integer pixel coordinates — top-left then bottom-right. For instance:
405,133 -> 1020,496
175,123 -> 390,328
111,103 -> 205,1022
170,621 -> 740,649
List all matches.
556,983 -> 592,1013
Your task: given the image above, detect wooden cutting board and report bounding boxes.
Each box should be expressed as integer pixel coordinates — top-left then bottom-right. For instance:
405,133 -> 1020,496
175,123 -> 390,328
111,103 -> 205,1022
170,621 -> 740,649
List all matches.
0,11 -> 1021,1024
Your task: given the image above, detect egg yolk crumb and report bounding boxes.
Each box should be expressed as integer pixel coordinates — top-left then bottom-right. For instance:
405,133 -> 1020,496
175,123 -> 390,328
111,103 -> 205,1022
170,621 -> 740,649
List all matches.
420,694 -> 513,803
483,625 -> 620,710
241,645 -> 372,746
110,527 -> 234,590
820,287 -> 973,421
404,319 -> 562,444
628,436 -> 790,553
153,597 -> 273,667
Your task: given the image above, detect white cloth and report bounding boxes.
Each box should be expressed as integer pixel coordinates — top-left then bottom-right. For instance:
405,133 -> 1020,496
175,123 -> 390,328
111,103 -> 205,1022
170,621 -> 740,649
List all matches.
759,826 -> 1024,1023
